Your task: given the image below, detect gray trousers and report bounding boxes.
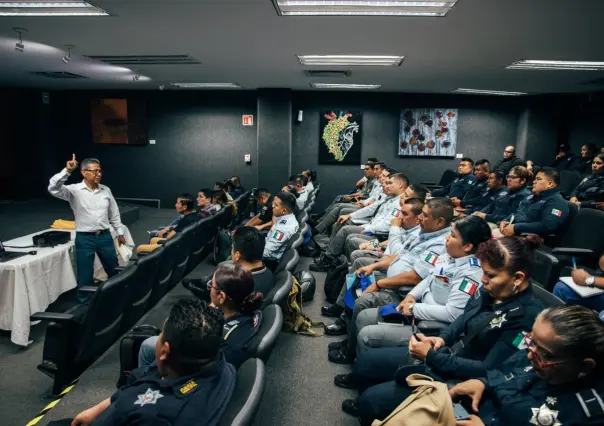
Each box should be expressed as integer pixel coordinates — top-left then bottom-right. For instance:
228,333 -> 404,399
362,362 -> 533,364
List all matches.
350,248 -> 382,264
346,290 -> 403,354
326,225 -> 364,257
356,308 -> 414,354
345,235 -> 376,259
316,203 -> 350,233
335,257 -> 387,308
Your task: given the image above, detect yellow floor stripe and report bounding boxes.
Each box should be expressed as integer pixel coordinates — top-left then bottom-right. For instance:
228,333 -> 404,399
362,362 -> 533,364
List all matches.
60,384 -> 76,395
25,414 -> 44,426
42,398 -> 61,412
25,380 -> 78,426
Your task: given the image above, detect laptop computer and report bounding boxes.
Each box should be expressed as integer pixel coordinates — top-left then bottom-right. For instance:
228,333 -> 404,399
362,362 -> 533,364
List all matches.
0,240 -> 29,263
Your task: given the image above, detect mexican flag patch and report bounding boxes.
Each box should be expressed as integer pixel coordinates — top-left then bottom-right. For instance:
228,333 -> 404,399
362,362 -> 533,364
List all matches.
391,209 -> 402,218
512,331 -> 530,350
551,209 -> 562,217
459,277 -> 479,295
272,230 -> 285,241
425,252 -> 439,265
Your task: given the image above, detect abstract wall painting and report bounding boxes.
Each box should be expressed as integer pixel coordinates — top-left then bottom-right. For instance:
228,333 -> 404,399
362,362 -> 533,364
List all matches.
398,108 -> 458,157
319,110 -> 362,165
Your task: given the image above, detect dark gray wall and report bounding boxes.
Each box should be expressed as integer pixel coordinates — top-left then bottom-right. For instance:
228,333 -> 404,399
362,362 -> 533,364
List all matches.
292,92 -> 524,210
49,91 -> 258,207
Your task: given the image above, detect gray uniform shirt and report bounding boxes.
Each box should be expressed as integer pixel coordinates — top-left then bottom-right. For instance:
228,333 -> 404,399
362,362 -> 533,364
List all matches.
262,213 -> 299,261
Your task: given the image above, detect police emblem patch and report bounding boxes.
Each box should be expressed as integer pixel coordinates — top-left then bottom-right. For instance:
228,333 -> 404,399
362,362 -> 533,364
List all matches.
134,388 -> 164,406
530,404 -> 561,426
490,313 -> 507,329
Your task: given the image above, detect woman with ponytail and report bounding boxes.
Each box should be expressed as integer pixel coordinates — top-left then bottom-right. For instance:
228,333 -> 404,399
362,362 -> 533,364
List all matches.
344,235 -> 547,425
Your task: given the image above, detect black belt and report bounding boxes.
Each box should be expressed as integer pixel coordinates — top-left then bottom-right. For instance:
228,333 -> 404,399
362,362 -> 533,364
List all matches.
77,229 -> 110,236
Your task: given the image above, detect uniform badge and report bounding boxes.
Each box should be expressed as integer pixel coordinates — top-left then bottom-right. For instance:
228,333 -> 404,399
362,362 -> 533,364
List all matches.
530,404 -> 561,426
134,388 -> 164,406
424,252 -> 439,265
272,230 -> 285,241
468,257 -> 481,267
524,366 -> 533,372
490,312 -> 507,329
551,209 -> 562,217
459,277 -> 479,296
179,380 -> 198,395
279,219 -> 288,225
546,397 -> 557,406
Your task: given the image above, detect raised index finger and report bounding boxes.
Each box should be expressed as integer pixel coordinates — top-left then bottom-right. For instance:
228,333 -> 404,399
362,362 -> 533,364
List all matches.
72,153 -> 76,161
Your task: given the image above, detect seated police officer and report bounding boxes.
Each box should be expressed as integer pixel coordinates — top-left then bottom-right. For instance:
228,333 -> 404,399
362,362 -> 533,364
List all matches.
263,191 -> 299,272
449,305 -> 604,426
245,188 -> 274,231
459,170 -> 506,216
289,175 -> 309,210
71,299 -> 235,426
451,159 -> 491,213
344,235 -> 546,423
431,157 -> 476,199
327,198 -> 453,364
474,166 -> 531,228
152,194 -> 199,241
228,176 -> 245,199
553,253 -> 604,313
498,167 -> 568,238
570,153 -> 604,210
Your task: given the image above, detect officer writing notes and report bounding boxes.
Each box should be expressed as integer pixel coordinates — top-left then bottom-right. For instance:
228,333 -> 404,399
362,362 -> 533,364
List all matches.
262,191 -> 299,271
48,155 -> 125,303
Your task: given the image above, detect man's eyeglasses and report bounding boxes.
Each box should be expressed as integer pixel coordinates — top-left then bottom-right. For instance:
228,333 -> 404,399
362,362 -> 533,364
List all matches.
504,150 -> 514,154
84,169 -> 102,175
507,175 -> 520,181
206,280 -> 220,292
524,333 -> 571,369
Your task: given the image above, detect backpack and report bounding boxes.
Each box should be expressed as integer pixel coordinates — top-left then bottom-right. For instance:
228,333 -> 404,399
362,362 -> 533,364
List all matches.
212,229 -> 232,265
282,276 -> 325,336
294,270 -> 317,302
324,261 -> 349,303
117,325 -> 161,388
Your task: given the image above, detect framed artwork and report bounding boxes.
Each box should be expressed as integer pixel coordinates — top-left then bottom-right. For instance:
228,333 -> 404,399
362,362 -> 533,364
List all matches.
319,110 -> 362,165
90,98 -> 148,145
398,108 -> 458,157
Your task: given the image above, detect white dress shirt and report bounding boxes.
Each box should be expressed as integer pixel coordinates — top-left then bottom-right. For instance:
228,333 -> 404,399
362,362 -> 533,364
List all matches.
48,168 -> 124,235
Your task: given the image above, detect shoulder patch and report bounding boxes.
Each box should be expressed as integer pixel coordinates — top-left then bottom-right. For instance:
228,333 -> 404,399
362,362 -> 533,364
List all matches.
576,389 -> 604,419
390,208 -> 402,218
469,257 -> 481,267
135,388 -> 164,406
551,208 -> 563,217
179,380 -> 198,395
272,230 -> 285,241
424,252 -> 439,265
279,219 -> 288,225
459,277 -> 480,295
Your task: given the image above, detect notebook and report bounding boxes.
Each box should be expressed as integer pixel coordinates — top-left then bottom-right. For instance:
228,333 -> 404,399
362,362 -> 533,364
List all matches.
559,276 -> 604,298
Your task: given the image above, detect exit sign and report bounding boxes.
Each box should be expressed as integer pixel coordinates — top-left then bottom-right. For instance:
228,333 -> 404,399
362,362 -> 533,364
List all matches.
242,115 -> 254,126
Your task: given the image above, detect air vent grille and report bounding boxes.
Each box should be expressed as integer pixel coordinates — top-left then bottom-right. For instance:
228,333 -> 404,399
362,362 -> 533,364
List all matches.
305,70 -> 351,78
31,71 -> 87,79
86,54 -> 200,65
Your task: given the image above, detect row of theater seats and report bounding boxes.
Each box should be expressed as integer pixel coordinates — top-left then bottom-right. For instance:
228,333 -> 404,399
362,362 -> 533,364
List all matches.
30,192 -> 252,395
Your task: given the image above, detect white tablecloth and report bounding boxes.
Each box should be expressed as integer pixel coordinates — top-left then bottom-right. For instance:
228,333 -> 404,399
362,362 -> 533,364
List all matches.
0,227 -> 134,346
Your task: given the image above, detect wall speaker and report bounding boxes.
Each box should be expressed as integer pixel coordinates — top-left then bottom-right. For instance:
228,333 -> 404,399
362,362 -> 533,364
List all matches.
297,110 -> 303,122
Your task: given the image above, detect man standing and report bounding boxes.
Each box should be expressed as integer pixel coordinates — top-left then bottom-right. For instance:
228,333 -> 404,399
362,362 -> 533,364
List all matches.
493,145 -> 525,175
48,155 -> 124,303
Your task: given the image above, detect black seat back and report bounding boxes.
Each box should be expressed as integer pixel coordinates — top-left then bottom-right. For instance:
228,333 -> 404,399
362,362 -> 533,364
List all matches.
274,248 -> 299,276
170,226 -> 196,288
531,283 -> 565,307
290,228 -> 305,252
533,249 -> 560,291
272,271 -> 293,307
246,304 -> 283,362
120,249 -> 162,331
148,236 -> 179,308
217,358 -> 266,426
188,217 -> 217,271
75,266 -> 138,363
557,207 -> 604,253
558,170 -> 581,197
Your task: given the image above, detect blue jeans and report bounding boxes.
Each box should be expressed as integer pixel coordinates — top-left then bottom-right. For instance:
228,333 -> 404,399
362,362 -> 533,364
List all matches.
75,231 -> 118,303
553,282 -> 604,312
149,215 -> 182,238
138,336 -> 158,368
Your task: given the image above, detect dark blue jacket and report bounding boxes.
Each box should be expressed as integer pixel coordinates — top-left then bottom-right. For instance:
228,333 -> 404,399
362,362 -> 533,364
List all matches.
432,173 -> 476,199
94,354 -> 235,426
229,186 -> 246,199
506,188 -> 569,236
570,174 -> 604,208
424,285 -> 544,380
222,311 -> 262,369
480,187 -> 531,224
459,179 -> 489,210
477,351 -> 604,426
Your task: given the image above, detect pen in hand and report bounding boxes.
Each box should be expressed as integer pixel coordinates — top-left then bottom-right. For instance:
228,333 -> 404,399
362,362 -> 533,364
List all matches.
572,257 -> 577,270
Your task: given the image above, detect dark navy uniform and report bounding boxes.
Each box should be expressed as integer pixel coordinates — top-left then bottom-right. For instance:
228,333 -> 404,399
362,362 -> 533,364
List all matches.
464,186 -> 504,215
493,156 -> 525,175
94,355 -> 235,426
221,311 -> 262,369
477,351 -> 604,426
505,188 -> 569,236
479,186 -> 531,224
459,179 -> 489,211
570,174 -> 604,209
432,173 -> 476,199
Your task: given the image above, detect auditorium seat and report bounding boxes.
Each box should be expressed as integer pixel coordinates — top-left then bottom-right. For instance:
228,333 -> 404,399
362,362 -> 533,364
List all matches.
218,358 -> 266,426
290,227 -> 306,252
558,170 -> 582,198
187,217 -> 217,273
31,265 -> 138,394
147,238 -> 179,308
270,271 -> 293,307
169,227 -> 195,289
543,201 -> 579,247
532,283 -> 565,307
274,248 -> 299,276
421,169 -> 456,191
416,320 -> 449,336
246,304 -> 283,362
532,249 -> 560,291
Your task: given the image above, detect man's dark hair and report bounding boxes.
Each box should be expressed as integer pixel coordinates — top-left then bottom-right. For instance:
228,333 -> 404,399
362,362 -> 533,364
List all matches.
367,157 -> 379,163
365,162 -> 375,169
390,172 -> 409,188
255,188 -> 270,198
385,167 -> 397,175
376,161 -> 387,168
426,198 -> 454,226
558,144 -> 571,154
232,227 -> 265,262
460,157 -> 474,167
284,185 -> 299,198
408,184 -> 428,201
404,198 -> 424,216
162,299 -> 224,375
276,191 -> 297,213
214,181 -> 227,191
231,176 -> 241,186
537,167 -> 560,186
475,159 -> 490,168
178,193 -> 195,211
289,176 -> 304,187
298,174 -> 309,186
198,188 -> 212,199
490,171 -> 506,183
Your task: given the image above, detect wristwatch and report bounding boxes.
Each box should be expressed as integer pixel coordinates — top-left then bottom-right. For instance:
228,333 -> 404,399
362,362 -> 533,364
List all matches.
586,276 -> 596,288
408,303 -> 415,316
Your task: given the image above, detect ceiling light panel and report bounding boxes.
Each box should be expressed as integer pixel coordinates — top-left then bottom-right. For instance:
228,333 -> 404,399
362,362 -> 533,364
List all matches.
311,83 -> 381,89
298,55 -> 404,66
274,0 -> 458,16
452,88 -> 526,96
506,60 -> 604,71
0,1 -> 108,16
170,83 -> 241,88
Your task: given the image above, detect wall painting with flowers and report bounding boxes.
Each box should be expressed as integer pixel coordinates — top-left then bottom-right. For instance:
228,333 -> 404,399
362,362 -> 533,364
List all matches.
319,110 -> 363,165
398,109 -> 458,157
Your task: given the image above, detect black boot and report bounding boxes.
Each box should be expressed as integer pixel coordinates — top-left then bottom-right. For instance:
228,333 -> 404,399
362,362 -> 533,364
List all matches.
321,304 -> 344,318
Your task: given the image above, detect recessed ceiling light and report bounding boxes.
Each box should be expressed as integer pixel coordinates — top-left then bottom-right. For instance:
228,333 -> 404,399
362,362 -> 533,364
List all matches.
298,55 -> 404,66
169,83 -> 242,89
274,0 -> 458,17
0,1 -> 108,16
507,60 -> 604,71
452,88 -> 527,96
310,83 -> 381,89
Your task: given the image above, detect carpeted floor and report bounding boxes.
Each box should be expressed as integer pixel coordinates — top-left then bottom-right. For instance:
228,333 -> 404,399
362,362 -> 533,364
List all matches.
0,200 -> 360,426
